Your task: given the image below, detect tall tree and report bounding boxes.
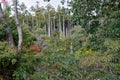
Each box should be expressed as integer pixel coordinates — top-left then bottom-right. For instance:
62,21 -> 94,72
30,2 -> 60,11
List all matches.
46,4 -> 54,37
57,5 -> 62,38
62,7 -> 65,37
13,0 -> 22,52
69,0 -> 120,51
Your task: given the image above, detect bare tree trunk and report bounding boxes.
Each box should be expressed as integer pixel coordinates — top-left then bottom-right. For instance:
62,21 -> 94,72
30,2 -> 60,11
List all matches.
53,16 -> 55,31
65,26 -> 68,37
50,19 -> 53,34
0,3 -> 15,47
59,14 -> 62,38
62,15 -> 65,37
65,20 -> 71,37
13,0 -> 22,52
48,13 -> 51,37
32,16 -> 34,27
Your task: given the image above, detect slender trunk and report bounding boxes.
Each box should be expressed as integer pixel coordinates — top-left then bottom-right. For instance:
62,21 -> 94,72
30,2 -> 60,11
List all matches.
59,14 -> 62,38
45,24 -> 48,36
68,20 -> 72,37
50,19 -> 53,34
36,17 -> 38,27
48,13 -> 51,37
22,15 -> 25,25
65,20 -> 71,37
53,16 -> 55,31
22,19 -> 24,25
13,0 -> 22,52
66,26 -> 68,37
32,16 -> 34,27
65,20 -> 68,37
62,15 -> 65,37
0,3 -> 15,47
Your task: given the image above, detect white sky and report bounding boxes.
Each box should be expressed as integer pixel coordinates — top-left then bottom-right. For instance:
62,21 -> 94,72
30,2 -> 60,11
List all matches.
7,0 -> 68,9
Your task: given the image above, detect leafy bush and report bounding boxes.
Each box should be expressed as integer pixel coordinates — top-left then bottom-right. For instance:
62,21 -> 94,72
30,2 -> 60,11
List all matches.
30,48 -> 120,80
0,42 -> 18,80
42,32 -> 72,54
22,26 -> 36,48
30,53 -> 81,80
0,41 -> 41,80
13,50 -> 40,80
71,26 -> 86,51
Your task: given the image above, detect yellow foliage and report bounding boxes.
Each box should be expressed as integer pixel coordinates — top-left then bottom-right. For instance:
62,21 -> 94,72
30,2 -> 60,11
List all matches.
75,48 -> 96,57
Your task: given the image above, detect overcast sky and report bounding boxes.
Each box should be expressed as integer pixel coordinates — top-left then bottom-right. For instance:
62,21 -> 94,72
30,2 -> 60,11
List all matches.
7,0 -> 68,9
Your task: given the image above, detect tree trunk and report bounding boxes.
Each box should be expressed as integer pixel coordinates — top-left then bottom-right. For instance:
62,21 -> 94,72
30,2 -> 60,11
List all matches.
65,20 -> 71,37
13,0 -> 22,52
32,16 -> 34,27
62,15 -> 65,37
59,14 -> 62,38
0,3 -> 15,47
48,13 -> 51,37
50,19 -> 53,34
53,16 -> 55,31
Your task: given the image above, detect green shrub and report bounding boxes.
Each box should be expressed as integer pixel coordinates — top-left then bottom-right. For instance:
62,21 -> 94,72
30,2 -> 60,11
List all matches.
42,33 -> 71,54
22,27 -> 36,48
0,41 -> 41,80
0,42 -> 18,80
12,50 -> 41,80
30,53 -> 81,80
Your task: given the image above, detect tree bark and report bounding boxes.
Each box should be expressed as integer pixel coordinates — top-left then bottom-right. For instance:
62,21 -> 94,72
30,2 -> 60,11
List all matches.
48,13 -> 51,37
50,18 -> 53,34
53,16 -> 55,31
62,15 -> 65,37
59,14 -> 62,38
0,3 -> 15,47
13,0 -> 22,52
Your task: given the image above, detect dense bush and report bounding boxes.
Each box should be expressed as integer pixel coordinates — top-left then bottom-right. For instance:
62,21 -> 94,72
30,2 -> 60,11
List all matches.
13,50 -> 40,80
29,34 -> 120,80
1,31 -> 120,80
30,53 -> 81,80
0,42 -> 18,80
0,42 -> 40,80
30,48 -> 120,80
